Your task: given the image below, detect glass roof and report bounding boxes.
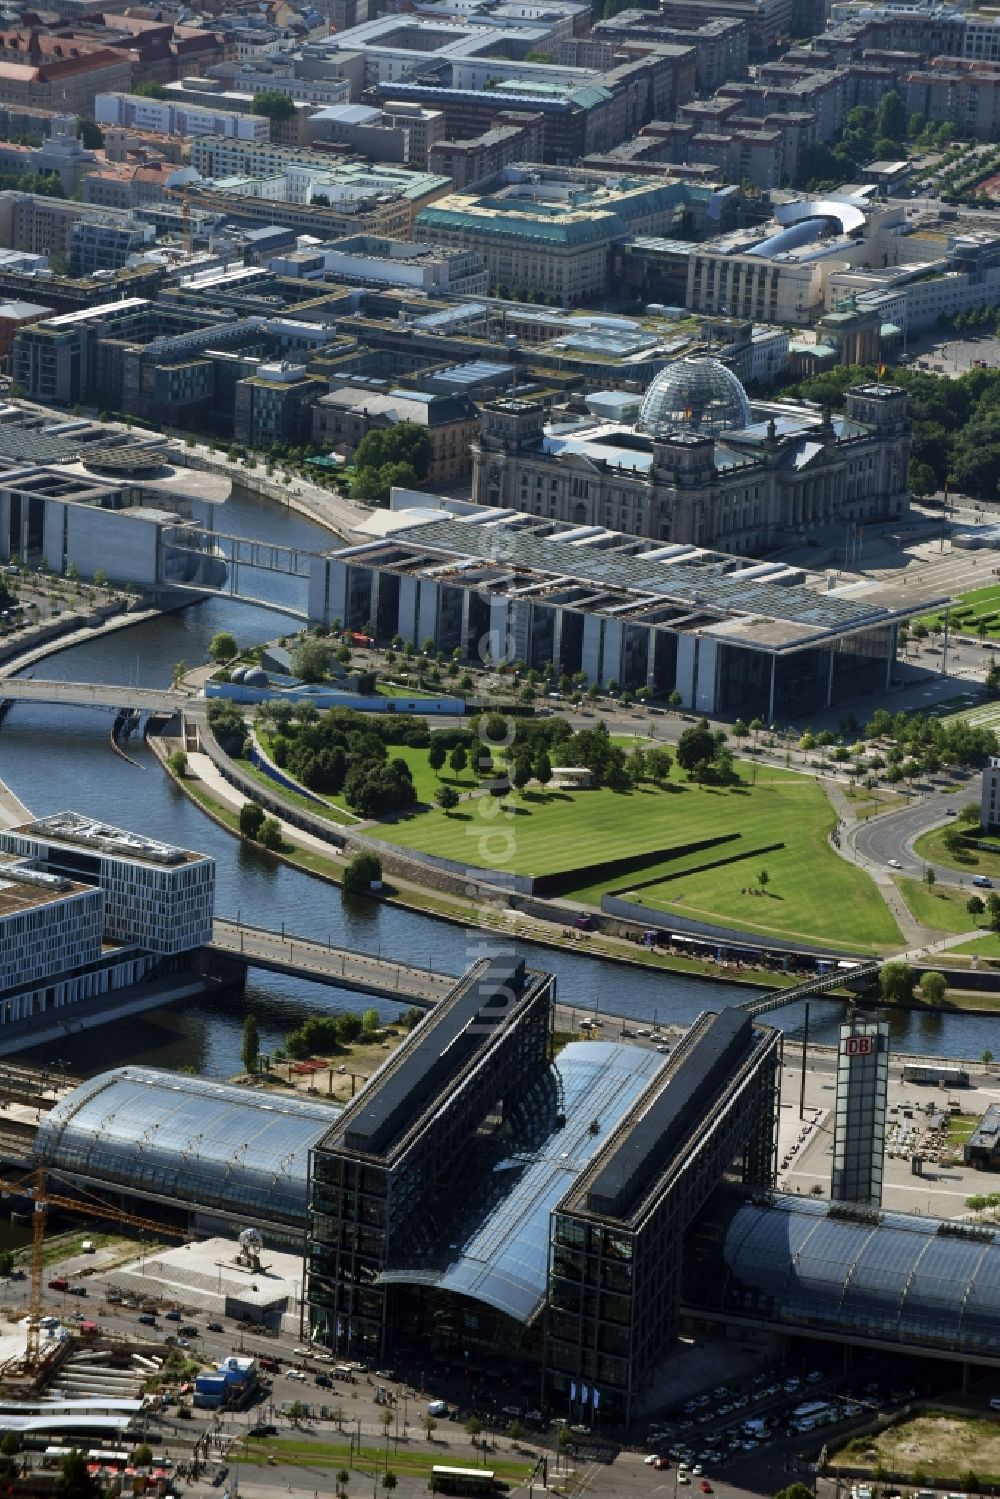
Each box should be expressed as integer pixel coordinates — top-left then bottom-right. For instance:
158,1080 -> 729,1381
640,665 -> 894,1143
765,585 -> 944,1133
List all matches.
35,1066 -> 339,1228
693,1195 -> 1000,1356
377,1041 -> 665,1323
638,357 -> 751,438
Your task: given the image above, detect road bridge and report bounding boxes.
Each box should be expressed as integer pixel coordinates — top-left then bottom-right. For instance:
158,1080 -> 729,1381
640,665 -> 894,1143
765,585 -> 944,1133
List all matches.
0,679 -> 188,715
207,918 -> 454,1006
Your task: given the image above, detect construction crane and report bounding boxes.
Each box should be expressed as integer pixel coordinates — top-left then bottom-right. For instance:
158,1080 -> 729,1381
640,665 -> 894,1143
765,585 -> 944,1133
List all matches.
1,1167 -> 190,1371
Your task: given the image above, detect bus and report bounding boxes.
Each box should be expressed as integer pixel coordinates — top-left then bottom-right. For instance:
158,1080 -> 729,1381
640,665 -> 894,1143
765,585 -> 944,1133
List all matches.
430,1466 -> 496,1495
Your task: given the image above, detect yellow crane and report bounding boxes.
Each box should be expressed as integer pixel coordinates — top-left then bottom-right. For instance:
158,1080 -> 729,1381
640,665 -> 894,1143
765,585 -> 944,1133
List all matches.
3,1167 -> 189,1370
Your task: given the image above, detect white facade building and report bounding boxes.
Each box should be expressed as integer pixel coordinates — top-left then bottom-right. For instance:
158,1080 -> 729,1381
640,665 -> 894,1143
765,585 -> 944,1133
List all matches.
0,813 -> 215,956
95,93 -> 270,143
982,757 -> 1000,835
0,862 -> 102,992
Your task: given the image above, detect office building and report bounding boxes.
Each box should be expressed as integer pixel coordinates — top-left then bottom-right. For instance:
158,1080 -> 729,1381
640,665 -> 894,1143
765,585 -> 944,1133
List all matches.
427,115 -> 545,189
547,1011 -> 779,1422
309,955 -> 556,1359
964,1105 -> 1000,1171
312,384 -> 479,484
308,489 -> 941,719
831,1015 -> 889,1207
95,91 -> 272,142
982,756 -> 1000,834
0,857 -> 103,995
309,236 -> 487,295
414,167 -> 697,305
0,812 -> 215,956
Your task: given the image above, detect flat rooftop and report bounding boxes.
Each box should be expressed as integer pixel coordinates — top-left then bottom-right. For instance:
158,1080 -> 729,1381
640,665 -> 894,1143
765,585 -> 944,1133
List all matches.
334,955 -> 528,1158
335,508 -> 950,650
10,812 -> 206,867
0,855 -> 93,918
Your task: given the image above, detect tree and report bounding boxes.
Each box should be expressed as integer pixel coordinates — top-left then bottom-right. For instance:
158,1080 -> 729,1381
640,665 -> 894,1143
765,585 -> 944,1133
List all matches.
132,80 -> 166,98
0,1431 -> 19,1455
757,868 -> 770,891
241,1014 -> 259,1074
534,749 -> 552,788
131,1444 -> 152,1468
676,719 -> 717,776
464,1416 -> 482,1443
508,1419 -> 523,1444
449,744 -> 467,774
774,1486 -> 815,1499
252,88 -> 295,123
879,959 -> 914,1004
983,1050 -> 994,1064
167,749 -> 187,777
0,1249 -> 13,1277
920,969 -> 948,1006
209,631 -> 237,663
423,1415 -> 438,1440
959,802 -> 982,826
925,867 -> 936,890
345,851 -> 382,893
336,1470 -> 350,1499
428,739 -> 447,775
668,689 -> 683,708
908,459 -> 937,498
968,894 -> 986,917
436,784 -> 460,813
362,1007 -> 380,1035
60,1450 -> 95,1499
943,826 -> 965,855
646,747 -> 672,783
259,817 -> 282,850
171,659 -> 188,688
239,802 -> 266,840
383,1474 -> 397,1493
76,117 -> 103,149
354,423 -> 432,484
512,755 -> 533,792
289,1400 -> 305,1427
291,638 -> 330,683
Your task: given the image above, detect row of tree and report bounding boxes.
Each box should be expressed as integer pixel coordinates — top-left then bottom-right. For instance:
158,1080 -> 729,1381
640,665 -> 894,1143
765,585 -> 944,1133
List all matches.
785,361 -> 1000,503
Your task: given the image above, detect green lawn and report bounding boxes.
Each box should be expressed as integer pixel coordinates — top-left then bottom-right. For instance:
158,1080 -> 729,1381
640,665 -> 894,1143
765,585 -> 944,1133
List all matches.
232,1436 -> 532,1484
377,766 -> 902,951
918,581 -> 1000,634
945,933 -> 1000,960
895,875 -> 985,934
914,824 -> 1000,878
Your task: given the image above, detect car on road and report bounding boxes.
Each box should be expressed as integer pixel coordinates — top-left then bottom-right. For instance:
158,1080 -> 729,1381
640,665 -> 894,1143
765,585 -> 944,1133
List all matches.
67,1285 -> 87,1297
207,1321 -> 224,1332
165,1311 -> 182,1321
888,858 -> 902,869
974,875 -> 994,888
644,1455 -> 659,1466
654,1458 -> 670,1471
699,1482 -> 713,1492
287,1369 -> 307,1381
293,1345 -> 312,1357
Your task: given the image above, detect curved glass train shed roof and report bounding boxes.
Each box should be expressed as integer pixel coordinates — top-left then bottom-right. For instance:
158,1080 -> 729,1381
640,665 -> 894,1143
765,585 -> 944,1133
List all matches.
378,1041 -> 666,1323
692,1194 -> 1000,1359
35,1067 -> 339,1228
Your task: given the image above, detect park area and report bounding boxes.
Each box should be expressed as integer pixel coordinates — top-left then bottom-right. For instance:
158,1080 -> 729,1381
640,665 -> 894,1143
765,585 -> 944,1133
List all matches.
378,760 -> 903,952
919,582 -> 1000,638
830,1413 -> 1000,1485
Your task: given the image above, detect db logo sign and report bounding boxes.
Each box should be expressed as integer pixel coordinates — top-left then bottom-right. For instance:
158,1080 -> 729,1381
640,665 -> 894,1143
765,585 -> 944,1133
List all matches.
844,1035 -> 874,1057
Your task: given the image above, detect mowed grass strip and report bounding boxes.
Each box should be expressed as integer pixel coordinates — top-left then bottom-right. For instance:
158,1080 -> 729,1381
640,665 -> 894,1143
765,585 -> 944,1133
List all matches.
895,876 -> 985,935
234,1437 -> 531,1483
377,765 -> 900,951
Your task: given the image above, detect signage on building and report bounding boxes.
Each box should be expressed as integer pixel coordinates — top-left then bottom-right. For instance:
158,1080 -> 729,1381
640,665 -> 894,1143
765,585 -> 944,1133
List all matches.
843,1034 -> 874,1057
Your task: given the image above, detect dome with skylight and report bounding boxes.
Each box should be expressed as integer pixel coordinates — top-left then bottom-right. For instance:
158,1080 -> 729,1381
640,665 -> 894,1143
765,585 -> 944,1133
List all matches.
638,356 -> 752,439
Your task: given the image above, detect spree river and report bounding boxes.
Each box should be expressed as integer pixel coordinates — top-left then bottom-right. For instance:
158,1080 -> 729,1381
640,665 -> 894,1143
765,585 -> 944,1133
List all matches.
0,484 -> 993,1075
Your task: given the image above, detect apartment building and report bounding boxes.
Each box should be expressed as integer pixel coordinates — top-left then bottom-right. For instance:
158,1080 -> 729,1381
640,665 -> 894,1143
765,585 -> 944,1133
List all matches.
95,91 -> 271,142
312,383 -> 479,484
427,114 -> 545,188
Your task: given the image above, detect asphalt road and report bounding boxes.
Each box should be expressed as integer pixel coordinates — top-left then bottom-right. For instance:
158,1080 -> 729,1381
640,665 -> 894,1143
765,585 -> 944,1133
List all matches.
849,774 -> 983,887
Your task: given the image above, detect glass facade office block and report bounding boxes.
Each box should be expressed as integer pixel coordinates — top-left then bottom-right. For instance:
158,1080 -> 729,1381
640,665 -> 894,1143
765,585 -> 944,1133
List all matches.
831,1017 -> 889,1207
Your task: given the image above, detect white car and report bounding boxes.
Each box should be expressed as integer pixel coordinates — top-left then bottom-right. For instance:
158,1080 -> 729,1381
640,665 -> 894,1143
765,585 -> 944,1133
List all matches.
293,1346 -> 312,1357
888,858 -> 902,869
287,1369 -> 307,1381
644,1455 -> 660,1466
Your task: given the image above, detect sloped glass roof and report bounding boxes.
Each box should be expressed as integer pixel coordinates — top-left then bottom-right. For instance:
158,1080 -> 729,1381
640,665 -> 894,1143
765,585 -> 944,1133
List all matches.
377,1041 -> 665,1323
691,1195 -> 1000,1356
35,1066 -> 338,1228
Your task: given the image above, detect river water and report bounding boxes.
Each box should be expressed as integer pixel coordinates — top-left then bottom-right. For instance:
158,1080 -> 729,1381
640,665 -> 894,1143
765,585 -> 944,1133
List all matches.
0,484 -> 994,1074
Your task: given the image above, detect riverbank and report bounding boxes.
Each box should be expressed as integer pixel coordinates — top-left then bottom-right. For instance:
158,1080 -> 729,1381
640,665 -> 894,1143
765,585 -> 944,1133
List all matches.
156,730 -> 1000,1014
153,731 -> 802,992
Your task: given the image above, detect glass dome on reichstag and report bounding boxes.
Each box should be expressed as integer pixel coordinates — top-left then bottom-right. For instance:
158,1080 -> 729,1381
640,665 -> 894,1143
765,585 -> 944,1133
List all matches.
638,356 -> 752,438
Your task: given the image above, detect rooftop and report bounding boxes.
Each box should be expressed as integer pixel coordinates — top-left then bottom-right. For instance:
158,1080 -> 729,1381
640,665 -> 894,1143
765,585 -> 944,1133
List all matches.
35,1067 -> 338,1228
0,856 -> 92,919
13,811 -> 205,866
